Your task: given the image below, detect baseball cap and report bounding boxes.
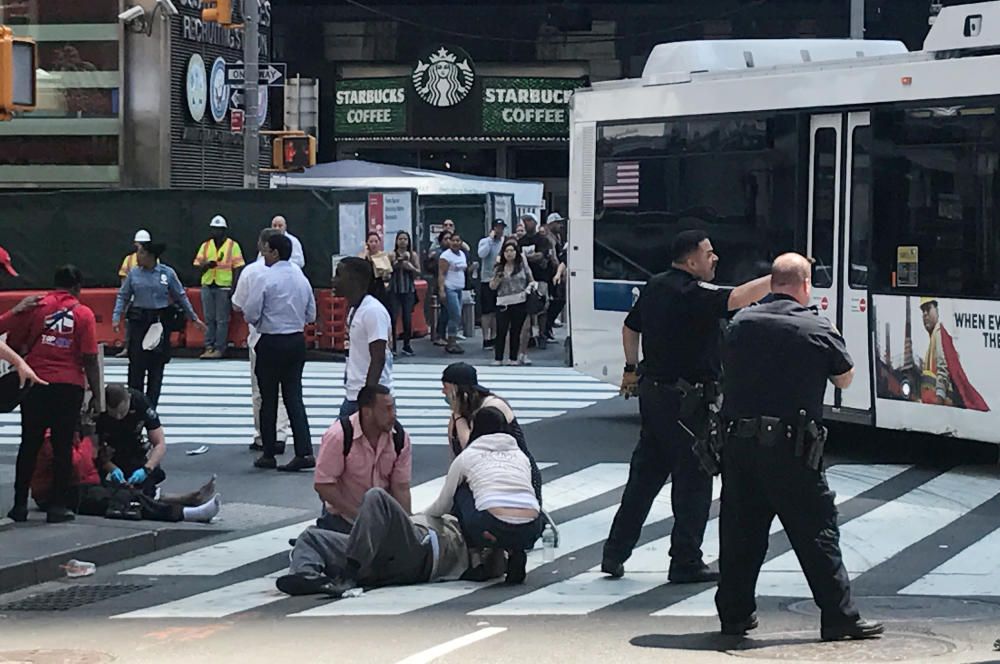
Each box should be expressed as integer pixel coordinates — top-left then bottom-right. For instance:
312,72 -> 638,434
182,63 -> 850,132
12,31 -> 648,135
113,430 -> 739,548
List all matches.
546,212 -> 564,224
134,229 -> 151,243
521,212 -> 539,224
492,219 -> 507,228
210,215 -> 228,228
0,246 -> 18,277
441,362 -> 490,393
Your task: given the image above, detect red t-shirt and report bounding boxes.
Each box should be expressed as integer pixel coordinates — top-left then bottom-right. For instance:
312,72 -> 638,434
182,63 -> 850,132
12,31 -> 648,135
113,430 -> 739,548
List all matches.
31,433 -> 101,504
18,292 -> 97,387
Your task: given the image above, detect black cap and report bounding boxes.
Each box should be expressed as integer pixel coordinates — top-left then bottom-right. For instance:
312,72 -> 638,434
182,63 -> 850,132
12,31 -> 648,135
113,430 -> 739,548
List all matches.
441,362 -> 489,392
492,219 -> 507,227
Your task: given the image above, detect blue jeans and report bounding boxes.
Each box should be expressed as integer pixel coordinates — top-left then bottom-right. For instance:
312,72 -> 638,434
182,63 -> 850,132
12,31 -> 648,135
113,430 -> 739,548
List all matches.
201,286 -> 231,351
451,483 -> 542,551
444,287 -> 463,337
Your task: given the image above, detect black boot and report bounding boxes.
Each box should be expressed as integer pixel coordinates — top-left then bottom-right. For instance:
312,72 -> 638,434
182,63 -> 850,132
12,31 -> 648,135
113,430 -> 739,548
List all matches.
504,549 -> 527,585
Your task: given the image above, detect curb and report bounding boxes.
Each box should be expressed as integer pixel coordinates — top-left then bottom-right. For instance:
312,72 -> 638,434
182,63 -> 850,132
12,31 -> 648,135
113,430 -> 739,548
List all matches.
0,527 -> 215,595
0,517 -> 12,533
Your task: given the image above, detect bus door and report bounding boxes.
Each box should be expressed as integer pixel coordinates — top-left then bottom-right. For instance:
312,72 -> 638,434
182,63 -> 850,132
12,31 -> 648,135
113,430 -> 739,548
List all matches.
839,111 -> 873,416
807,114 -> 844,411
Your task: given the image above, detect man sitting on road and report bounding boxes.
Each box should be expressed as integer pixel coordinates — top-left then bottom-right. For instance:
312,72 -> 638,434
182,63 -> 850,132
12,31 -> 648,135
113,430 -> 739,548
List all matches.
312,385 -> 412,533
276,487 -> 503,597
95,384 -> 170,497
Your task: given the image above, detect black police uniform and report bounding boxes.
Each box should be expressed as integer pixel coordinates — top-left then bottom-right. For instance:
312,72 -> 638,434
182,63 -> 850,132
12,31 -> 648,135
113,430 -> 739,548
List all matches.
96,388 -> 166,497
603,268 -> 732,577
716,293 -> 859,631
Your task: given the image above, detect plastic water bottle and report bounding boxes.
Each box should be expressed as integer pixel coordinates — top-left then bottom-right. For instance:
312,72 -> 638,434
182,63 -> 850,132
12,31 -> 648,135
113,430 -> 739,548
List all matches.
542,524 -> 556,562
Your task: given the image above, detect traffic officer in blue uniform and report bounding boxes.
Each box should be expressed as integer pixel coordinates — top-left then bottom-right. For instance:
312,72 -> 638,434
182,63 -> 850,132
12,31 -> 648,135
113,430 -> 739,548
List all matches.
602,230 -> 771,583
716,252 -> 884,641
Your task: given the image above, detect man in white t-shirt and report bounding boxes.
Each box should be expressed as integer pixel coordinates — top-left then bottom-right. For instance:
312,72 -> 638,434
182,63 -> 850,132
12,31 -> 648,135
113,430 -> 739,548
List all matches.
332,257 -> 393,417
232,229 -> 291,451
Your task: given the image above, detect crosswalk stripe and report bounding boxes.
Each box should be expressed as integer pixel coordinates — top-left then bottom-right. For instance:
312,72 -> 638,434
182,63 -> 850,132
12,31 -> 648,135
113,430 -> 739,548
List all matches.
112,573 -> 286,620
480,464 -> 910,617
536,463 -> 629,513
900,524 -> 1000,597
286,475 -> 725,618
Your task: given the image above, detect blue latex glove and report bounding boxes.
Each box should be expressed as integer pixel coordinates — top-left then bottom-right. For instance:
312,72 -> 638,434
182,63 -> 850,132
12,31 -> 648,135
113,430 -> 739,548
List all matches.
127,468 -> 148,486
107,468 -> 125,485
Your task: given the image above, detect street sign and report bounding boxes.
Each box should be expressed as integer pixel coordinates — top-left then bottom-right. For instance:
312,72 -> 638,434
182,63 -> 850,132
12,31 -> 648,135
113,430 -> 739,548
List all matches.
230,109 -> 245,134
224,63 -> 286,88
230,89 -> 244,109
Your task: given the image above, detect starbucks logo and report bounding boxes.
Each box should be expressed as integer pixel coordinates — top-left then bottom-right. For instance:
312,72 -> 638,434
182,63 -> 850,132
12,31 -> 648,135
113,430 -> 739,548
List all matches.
412,46 -> 475,108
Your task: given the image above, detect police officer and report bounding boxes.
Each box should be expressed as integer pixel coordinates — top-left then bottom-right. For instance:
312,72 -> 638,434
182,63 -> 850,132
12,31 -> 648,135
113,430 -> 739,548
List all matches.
602,230 -> 771,583
716,253 -> 883,641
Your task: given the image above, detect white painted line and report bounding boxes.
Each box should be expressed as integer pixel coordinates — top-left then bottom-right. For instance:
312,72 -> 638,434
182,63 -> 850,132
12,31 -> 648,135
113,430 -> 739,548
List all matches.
112,572 -> 284,619
394,627 -> 507,664
900,525 -> 1000,596
537,463 -> 629,512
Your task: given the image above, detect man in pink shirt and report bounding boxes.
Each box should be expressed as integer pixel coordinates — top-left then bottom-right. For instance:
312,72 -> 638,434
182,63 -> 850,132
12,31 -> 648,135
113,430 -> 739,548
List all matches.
313,385 -> 412,533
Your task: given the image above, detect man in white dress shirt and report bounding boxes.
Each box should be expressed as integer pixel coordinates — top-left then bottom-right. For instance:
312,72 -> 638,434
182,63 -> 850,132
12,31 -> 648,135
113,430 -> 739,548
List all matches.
242,233 -> 317,472
232,229 -> 291,453
270,215 -> 305,269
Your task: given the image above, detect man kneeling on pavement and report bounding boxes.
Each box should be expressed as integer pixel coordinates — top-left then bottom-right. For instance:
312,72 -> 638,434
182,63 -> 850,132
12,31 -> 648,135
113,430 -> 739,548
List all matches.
32,384 -> 220,523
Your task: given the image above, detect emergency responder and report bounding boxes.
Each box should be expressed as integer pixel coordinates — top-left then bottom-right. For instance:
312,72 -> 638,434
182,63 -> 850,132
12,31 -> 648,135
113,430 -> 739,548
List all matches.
116,230 -> 151,358
96,384 -> 170,498
716,253 -> 883,641
601,230 -> 771,583
193,215 -> 245,359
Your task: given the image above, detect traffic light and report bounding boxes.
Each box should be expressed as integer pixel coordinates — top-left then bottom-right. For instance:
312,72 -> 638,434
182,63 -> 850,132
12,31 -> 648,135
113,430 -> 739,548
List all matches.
272,134 -> 316,171
0,25 -> 37,121
202,0 -> 234,26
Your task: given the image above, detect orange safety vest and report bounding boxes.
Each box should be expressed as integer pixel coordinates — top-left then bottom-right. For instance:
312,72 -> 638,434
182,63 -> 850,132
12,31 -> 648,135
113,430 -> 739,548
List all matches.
194,237 -> 245,287
118,252 -> 138,279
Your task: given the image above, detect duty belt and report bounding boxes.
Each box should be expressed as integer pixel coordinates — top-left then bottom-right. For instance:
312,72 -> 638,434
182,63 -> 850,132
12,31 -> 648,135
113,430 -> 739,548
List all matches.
728,411 -> 828,470
728,416 -> 793,445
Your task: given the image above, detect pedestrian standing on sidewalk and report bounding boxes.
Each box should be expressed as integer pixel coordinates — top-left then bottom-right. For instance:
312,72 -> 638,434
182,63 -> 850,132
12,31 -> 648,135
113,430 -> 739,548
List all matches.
4,265 -> 102,524
388,231 -> 418,357
242,233 -> 317,472
544,213 -> 568,341
438,233 -> 469,355
428,230 -> 453,347
113,243 -> 205,409
270,215 -> 305,268
232,229 -> 291,453
332,257 -> 393,418
116,229 -> 152,359
517,213 -> 557,353
193,215 -> 245,360
360,231 -> 393,287
477,220 -> 506,352
489,240 -> 535,366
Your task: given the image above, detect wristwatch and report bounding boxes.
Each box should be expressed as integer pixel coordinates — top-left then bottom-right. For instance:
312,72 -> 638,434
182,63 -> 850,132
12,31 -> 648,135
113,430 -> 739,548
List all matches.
624,363 -> 637,373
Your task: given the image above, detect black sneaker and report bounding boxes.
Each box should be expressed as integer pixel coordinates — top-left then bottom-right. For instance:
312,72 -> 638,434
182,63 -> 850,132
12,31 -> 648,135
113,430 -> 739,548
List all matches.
46,506 -> 76,524
721,614 -> 759,636
248,441 -> 263,452
401,346 -> 415,357
6,505 -> 27,522
821,619 -> 885,642
601,558 -> 625,579
278,455 -> 316,472
276,573 -> 338,597
504,549 -> 527,585
254,456 -> 277,469
668,564 -> 719,584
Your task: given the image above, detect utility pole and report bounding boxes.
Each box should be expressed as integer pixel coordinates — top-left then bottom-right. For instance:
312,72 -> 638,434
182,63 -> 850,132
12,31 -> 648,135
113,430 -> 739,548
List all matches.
243,0 -> 259,188
850,0 -> 865,39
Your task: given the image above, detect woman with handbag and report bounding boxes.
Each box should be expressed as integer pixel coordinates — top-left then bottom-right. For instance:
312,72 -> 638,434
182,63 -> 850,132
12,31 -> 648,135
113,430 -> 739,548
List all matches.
489,240 -> 536,366
388,231 -> 419,357
112,242 -> 206,408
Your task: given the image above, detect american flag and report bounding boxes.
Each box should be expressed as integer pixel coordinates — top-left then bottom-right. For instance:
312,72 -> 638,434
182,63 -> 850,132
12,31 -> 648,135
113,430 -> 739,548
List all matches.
602,161 -> 640,207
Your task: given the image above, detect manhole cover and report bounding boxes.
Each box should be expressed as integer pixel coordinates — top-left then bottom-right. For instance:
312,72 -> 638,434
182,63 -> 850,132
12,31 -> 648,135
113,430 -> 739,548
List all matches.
0,584 -> 151,611
0,650 -> 113,664
726,631 -> 956,661
787,596 -> 1000,623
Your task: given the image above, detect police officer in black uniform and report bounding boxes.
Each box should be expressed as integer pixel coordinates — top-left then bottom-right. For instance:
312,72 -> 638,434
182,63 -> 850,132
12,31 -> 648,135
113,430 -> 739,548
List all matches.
716,252 -> 883,641
601,230 -> 771,583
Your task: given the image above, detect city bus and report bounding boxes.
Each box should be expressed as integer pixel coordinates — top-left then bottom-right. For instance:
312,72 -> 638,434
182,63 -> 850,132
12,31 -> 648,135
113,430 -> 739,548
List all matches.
567,2 -> 1000,444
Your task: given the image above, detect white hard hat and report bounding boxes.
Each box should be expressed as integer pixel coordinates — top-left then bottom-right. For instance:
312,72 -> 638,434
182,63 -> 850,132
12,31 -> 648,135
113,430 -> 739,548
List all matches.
133,229 -> 151,243
546,212 -> 564,224
210,215 -> 228,228
521,212 -> 539,223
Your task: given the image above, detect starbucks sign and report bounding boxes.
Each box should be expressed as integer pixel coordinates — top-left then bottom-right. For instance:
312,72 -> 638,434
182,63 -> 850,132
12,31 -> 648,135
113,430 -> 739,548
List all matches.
411,46 -> 475,108
482,78 -> 579,136
334,78 -> 408,135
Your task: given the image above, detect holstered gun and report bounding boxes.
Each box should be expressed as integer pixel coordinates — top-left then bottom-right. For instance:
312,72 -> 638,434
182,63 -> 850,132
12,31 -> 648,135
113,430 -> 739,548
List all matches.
804,421 -> 827,470
794,409 -> 807,459
677,379 -> 723,476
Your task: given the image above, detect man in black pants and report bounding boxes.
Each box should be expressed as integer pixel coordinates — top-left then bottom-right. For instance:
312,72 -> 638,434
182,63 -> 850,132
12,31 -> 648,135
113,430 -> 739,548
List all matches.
242,233 -> 317,472
601,231 -> 771,583
96,384 -> 170,496
4,265 -> 101,524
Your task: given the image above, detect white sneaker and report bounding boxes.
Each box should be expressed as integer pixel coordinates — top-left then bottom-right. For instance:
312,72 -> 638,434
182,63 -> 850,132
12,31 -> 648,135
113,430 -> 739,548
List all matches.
518,354 -> 532,366
491,360 -> 502,366
456,333 -> 467,341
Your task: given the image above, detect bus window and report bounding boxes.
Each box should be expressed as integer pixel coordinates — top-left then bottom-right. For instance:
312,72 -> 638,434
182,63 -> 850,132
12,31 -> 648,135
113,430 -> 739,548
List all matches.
811,128 -> 837,289
849,126 -> 872,288
872,104 -> 1000,297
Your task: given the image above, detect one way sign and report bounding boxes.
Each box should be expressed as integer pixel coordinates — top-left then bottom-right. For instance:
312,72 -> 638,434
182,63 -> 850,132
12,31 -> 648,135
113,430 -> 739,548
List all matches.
225,63 -> 286,87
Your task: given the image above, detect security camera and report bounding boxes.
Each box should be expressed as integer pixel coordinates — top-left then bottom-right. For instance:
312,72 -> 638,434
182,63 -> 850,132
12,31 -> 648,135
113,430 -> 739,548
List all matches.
118,5 -> 146,23
157,0 -> 179,17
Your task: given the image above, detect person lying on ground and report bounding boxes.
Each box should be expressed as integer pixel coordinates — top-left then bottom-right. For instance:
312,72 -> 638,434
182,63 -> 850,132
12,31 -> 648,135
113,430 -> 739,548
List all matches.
424,407 -> 543,584
276,487 -> 504,598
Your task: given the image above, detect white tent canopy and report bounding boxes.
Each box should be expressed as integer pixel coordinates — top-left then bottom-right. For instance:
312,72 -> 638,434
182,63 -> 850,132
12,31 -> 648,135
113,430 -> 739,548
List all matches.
271,159 -> 544,212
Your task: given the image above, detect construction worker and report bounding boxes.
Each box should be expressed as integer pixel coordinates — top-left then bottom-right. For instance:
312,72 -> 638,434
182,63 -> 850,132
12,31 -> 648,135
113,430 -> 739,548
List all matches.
193,215 -> 245,360
116,230 -> 152,358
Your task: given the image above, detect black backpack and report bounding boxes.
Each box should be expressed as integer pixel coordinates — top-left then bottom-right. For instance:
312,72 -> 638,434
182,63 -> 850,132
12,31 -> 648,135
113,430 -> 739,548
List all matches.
340,416 -> 406,456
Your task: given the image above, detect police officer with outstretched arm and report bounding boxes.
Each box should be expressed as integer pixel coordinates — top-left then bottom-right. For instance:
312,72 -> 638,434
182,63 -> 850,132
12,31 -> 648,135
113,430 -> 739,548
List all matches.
715,252 -> 883,641
602,230 -> 771,583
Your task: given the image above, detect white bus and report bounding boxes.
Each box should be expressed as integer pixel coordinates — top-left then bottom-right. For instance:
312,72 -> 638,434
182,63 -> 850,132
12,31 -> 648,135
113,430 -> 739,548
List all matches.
568,2 -> 1000,444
